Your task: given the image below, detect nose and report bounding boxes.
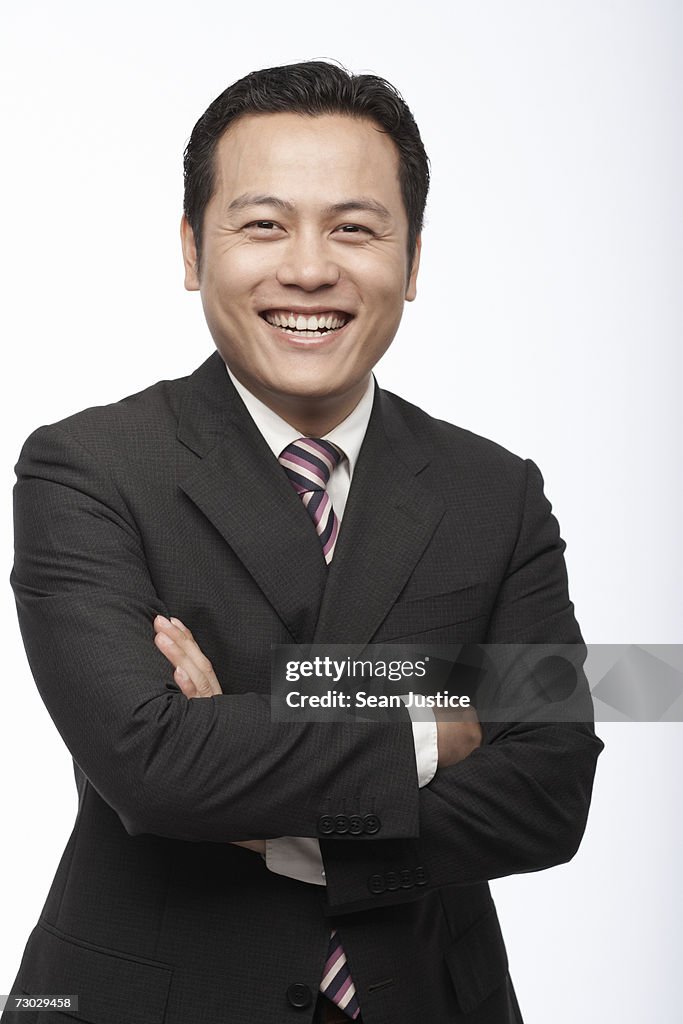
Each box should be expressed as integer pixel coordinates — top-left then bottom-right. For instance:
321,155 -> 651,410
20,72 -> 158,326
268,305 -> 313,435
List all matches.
275,231 -> 341,291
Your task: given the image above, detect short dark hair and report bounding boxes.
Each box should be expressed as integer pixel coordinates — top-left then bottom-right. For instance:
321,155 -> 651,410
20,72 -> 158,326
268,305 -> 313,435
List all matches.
183,61 -> 429,271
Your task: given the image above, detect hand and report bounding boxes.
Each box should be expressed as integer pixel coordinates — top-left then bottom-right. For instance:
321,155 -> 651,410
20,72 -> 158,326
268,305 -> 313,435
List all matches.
153,615 -> 223,698
152,614 -> 266,855
435,706 -> 483,769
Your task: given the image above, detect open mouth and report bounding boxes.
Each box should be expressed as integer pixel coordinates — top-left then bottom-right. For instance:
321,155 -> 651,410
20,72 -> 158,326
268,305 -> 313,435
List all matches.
260,309 -> 352,339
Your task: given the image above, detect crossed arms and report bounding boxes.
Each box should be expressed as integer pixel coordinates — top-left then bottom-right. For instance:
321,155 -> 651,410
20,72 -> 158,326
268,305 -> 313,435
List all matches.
11,419 -> 603,912
152,612 -> 484,859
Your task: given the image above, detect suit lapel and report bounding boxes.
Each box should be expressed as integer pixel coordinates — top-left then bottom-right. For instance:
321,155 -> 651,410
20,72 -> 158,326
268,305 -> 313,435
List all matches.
176,352 -> 328,641
313,387 -> 446,644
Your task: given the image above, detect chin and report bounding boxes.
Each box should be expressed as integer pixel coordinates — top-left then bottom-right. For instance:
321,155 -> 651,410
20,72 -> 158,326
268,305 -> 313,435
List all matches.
264,371 -> 345,397
272,382 -> 341,402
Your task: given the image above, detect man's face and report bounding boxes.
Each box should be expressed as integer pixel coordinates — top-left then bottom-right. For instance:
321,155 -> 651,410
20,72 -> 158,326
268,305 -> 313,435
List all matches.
181,111 -> 420,427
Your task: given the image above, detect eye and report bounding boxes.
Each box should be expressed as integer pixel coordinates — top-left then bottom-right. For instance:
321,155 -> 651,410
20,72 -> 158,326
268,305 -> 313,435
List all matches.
243,220 -> 283,235
334,224 -> 375,241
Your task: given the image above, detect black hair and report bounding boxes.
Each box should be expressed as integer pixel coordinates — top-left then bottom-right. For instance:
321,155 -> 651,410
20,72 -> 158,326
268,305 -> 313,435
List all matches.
183,61 -> 429,270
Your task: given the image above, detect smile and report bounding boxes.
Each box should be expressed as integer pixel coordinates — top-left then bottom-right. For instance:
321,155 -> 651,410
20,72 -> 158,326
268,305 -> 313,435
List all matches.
261,309 -> 352,339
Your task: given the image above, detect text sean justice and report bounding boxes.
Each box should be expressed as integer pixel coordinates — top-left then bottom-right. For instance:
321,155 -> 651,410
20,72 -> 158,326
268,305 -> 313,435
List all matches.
285,691 -> 472,709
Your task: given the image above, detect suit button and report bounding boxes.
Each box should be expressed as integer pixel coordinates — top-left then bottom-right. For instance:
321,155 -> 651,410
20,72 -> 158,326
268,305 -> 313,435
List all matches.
368,874 -> 386,894
399,869 -> 414,889
414,865 -> 428,886
348,815 -> 364,835
385,871 -> 400,891
334,814 -> 350,834
317,815 -> 335,835
363,813 -> 381,834
286,983 -> 313,1009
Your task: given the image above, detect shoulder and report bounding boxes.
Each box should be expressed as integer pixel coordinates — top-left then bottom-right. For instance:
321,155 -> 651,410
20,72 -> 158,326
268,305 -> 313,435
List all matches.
26,372 -> 190,452
378,387 -> 530,490
16,355 -> 219,474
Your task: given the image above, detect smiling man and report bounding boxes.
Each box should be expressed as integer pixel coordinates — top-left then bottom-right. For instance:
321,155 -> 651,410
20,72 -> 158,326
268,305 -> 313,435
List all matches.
4,62 -> 602,1024
181,109 -> 419,436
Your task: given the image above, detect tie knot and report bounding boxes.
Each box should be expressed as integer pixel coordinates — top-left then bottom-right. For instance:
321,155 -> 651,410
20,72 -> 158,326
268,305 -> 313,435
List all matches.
278,437 -> 343,492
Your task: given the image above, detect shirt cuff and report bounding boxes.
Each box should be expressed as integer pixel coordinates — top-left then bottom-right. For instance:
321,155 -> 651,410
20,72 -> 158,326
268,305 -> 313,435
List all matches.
264,837 -> 327,886
399,694 -> 438,787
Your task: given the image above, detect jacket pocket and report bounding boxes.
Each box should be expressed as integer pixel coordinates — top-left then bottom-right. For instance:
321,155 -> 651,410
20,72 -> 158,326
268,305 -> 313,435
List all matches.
373,583 -> 487,641
443,906 -> 510,1014
17,921 -> 173,1024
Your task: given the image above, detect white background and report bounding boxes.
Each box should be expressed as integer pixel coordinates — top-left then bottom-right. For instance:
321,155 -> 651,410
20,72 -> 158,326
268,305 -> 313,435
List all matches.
1,1 -> 681,1021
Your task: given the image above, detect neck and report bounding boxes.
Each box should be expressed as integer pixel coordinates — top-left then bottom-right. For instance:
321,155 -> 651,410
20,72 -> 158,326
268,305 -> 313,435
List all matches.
232,372 -> 371,437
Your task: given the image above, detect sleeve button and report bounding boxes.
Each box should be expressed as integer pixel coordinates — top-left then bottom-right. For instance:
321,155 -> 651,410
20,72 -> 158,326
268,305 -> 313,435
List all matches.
362,813 -> 381,834
414,865 -> 428,886
317,815 -> 335,835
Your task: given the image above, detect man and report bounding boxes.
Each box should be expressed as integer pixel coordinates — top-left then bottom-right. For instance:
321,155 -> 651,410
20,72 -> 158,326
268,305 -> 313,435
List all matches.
3,62 -> 602,1024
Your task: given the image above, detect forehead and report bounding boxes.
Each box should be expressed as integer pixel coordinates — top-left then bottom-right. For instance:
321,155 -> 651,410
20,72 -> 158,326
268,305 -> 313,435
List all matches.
212,112 -> 403,210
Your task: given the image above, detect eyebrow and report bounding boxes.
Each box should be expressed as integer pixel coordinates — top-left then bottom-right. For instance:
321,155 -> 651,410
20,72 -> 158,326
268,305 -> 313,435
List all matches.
324,199 -> 391,222
226,193 -> 392,221
227,193 -> 295,213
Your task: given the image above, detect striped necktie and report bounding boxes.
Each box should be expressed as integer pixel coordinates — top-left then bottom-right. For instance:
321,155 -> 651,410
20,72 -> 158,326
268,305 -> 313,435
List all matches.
278,437 -> 361,1020
278,437 -> 344,565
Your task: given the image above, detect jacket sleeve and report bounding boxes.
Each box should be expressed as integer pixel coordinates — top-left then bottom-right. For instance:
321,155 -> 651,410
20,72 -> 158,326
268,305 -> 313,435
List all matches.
320,458 -> 604,912
11,422 -> 421,843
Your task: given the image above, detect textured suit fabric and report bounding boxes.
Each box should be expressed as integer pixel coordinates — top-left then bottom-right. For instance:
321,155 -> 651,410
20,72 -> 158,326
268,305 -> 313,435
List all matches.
3,351 -> 603,1024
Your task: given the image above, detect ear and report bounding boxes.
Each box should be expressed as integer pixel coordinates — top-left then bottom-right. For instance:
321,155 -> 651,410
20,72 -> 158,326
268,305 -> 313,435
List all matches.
405,235 -> 421,302
180,215 -> 200,291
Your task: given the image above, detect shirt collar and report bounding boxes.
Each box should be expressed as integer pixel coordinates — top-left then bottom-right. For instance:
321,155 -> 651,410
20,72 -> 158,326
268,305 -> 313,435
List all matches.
223,360 -> 375,478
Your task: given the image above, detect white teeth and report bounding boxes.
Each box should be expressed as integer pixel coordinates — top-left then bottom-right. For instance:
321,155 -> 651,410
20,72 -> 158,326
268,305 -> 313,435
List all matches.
264,311 -> 349,333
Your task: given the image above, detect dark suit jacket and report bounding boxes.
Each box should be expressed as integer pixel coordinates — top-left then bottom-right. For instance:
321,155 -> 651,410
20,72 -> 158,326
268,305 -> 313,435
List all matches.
3,351 -> 602,1024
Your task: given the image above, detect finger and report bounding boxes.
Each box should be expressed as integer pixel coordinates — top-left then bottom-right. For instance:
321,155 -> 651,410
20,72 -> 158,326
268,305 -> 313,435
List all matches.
156,615 -> 195,645
169,616 -> 194,640
174,667 -> 210,700
182,664 -> 215,699
154,616 -> 220,688
153,615 -> 222,694
154,631 -> 218,696
175,665 -> 215,700
174,665 -> 197,699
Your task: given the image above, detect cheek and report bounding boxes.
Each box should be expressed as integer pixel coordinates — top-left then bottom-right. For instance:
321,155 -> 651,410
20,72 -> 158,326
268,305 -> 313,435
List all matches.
354,255 -> 408,304
365,280 -> 409,325
203,250 -> 271,306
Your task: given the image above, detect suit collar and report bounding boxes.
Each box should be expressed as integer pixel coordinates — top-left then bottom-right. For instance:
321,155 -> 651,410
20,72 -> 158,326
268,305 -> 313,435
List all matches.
176,350 -> 248,457
176,351 -> 329,641
176,351 -> 445,644
312,387 -> 445,643
225,362 -> 375,477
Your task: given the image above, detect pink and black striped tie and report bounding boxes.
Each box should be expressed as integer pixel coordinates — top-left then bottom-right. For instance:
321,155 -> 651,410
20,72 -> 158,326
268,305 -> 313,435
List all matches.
278,437 -> 361,1020
278,437 -> 344,565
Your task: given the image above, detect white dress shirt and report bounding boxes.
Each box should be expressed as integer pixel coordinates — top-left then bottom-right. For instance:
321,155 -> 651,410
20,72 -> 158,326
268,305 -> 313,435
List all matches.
225,363 -> 437,885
